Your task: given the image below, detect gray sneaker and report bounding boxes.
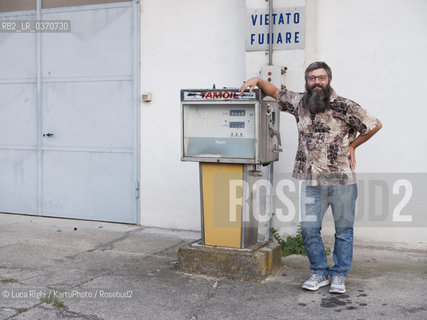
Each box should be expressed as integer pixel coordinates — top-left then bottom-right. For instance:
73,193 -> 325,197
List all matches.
329,275 -> 346,293
302,273 -> 330,291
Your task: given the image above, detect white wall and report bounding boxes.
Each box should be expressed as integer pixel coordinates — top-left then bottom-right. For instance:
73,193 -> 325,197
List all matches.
140,0 -> 246,230
139,0 -> 427,247
262,0 -> 427,247
313,0 -> 427,247
315,0 -> 427,173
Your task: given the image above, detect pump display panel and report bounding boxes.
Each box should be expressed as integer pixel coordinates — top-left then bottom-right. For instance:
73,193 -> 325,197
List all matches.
181,89 -> 280,164
183,103 -> 255,160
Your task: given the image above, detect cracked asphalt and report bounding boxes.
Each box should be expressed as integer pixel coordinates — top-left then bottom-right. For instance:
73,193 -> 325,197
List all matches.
0,213 -> 426,320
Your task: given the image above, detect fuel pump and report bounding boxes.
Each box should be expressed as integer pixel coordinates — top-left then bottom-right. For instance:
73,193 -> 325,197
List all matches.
181,88 -> 282,249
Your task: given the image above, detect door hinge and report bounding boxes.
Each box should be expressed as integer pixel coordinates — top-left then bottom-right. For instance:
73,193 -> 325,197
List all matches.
136,181 -> 140,199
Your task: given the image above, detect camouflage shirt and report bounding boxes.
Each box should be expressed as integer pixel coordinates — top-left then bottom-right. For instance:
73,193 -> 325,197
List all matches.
277,88 -> 380,186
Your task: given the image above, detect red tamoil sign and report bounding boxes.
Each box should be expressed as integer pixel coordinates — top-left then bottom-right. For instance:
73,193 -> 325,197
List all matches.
200,91 -> 239,99
182,90 -> 256,101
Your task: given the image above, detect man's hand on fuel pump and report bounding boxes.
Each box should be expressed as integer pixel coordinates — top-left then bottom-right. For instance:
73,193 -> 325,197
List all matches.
240,78 -> 259,94
240,77 -> 279,99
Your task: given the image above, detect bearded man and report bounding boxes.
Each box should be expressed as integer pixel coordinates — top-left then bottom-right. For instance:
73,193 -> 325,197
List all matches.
240,61 -> 382,293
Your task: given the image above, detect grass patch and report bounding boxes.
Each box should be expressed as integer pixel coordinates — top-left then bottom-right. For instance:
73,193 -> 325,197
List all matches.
1,278 -> 18,283
40,295 -> 66,309
272,226 -> 331,257
16,308 -> 29,314
52,299 -> 66,308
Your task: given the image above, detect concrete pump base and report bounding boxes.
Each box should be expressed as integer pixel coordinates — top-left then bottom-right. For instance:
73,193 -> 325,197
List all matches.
177,241 -> 282,282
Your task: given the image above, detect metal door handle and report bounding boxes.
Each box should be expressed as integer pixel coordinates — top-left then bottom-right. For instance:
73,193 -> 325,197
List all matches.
43,133 -> 54,137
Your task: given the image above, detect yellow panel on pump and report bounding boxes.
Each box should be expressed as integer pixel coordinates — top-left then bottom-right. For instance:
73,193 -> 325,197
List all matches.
200,163 -> 243,248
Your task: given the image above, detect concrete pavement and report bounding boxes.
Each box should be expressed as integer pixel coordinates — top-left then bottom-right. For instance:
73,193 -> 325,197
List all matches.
0,213 -> 426,319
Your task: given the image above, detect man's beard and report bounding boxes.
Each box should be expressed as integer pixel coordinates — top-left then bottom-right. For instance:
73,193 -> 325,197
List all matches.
303,82 -> 332,114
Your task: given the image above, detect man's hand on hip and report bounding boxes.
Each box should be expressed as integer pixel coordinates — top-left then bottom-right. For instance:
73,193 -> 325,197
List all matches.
348,145 -> 356,170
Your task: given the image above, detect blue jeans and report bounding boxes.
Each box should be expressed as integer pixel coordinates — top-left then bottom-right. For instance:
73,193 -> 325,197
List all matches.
300,183 -> 357,277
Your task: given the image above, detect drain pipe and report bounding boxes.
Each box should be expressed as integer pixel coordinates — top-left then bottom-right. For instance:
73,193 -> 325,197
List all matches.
267,0 -> 274,240
268,0 -> 273,65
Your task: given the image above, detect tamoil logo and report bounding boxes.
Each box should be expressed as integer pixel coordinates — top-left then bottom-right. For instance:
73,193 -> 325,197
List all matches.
200,91 -> 239,99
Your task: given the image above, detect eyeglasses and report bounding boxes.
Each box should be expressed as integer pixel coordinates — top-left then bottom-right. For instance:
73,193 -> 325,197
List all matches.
307,75 -> 328,82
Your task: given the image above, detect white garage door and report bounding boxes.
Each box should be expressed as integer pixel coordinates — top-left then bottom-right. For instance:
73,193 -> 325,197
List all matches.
0,0 -> 140,223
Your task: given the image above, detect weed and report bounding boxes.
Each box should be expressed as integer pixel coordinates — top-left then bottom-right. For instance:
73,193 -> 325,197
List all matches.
52,299 -> 66,308
40,295 -> 66,309
271,226 -> 331,257
16,308 -> 29,314
0,278 -> 18,283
